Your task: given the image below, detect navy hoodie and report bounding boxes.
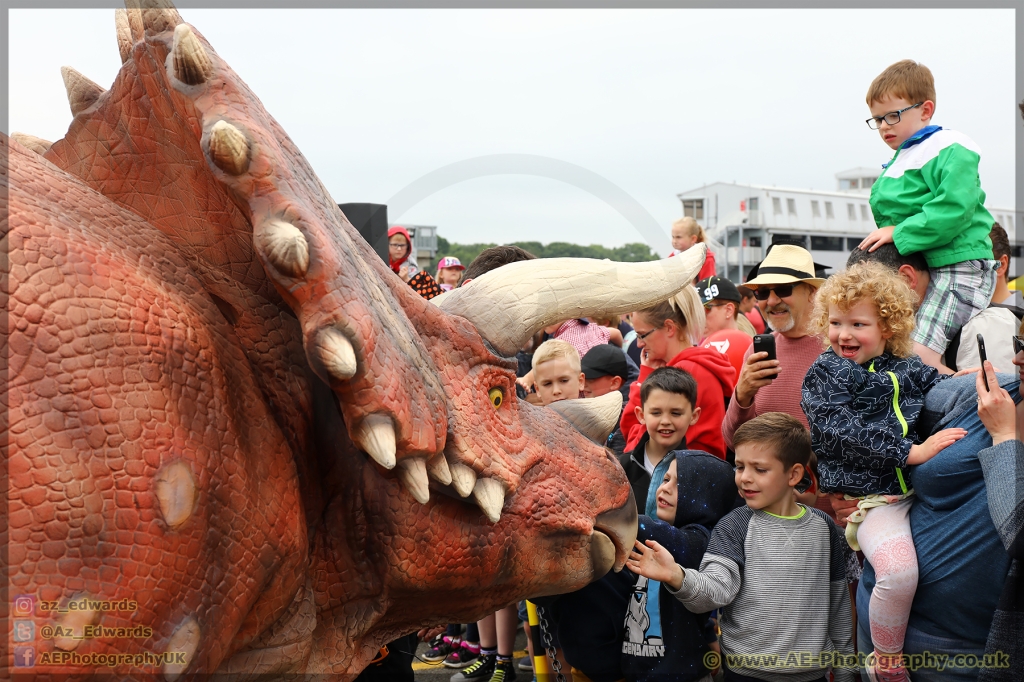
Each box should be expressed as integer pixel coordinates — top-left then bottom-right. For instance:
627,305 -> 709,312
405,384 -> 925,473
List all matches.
534,450 -> 740,682
621,450 -> 744,682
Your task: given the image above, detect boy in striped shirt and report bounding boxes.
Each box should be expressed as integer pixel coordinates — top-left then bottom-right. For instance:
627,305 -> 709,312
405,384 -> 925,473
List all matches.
627,413 -> 855,682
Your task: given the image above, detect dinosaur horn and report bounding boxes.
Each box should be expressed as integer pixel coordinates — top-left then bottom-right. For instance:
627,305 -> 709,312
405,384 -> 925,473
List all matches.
11,133 -> 53,155
548,391 -> 623,444
125,6 -> 144,41
114,9 -> 132,63
207,120 -> 251,176
171,24 -> 213,85
439,245 -> 707,357
127,0 -> 181,35
60,67 -> 106,117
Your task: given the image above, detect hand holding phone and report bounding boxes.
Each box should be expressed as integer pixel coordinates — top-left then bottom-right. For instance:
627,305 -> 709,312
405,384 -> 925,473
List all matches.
977,333 -> 989,391
736,334 -> 780,407
752,334 -> 779,374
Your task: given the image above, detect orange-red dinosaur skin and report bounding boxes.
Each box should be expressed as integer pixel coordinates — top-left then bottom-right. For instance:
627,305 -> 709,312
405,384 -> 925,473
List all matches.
4,5 -> 636,679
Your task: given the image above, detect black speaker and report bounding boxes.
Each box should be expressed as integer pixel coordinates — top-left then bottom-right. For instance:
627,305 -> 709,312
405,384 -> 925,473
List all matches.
339,203 -> 388,265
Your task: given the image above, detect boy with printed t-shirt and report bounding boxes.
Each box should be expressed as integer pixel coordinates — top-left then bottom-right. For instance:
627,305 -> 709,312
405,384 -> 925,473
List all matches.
621,451 -> 743,682
627,413 -> 855,682
618,368 -> 702,512
858,59 -> 997,373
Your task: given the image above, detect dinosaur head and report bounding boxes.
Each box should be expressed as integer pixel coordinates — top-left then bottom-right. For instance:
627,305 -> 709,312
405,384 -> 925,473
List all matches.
24,1 -> 707,673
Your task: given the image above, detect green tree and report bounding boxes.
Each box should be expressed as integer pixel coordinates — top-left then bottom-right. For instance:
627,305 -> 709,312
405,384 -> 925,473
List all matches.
435,236 -> 658,269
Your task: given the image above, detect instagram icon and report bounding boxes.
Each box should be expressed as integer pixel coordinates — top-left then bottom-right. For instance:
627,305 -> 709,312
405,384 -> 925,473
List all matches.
13,595 -> 35,617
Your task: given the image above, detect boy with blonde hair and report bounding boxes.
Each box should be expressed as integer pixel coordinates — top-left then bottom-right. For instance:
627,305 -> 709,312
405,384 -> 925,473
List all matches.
858,59 -> 997,373
532,339 -> 584,405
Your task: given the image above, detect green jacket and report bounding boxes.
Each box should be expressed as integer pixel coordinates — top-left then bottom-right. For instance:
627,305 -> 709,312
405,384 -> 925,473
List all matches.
870,126 -> 994,268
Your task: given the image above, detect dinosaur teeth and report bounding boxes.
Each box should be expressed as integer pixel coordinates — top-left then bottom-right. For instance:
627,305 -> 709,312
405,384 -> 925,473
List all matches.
426,454 -> 452,486
11,133 -> 52,155
447,459 -> 477,498
208,120 -> 250,176
114,9 -> 132,64
258,219 -> 309,278
397,458 -> 430,504
312,327 -> 357,380
356,415 -> 396,470
171,24 -> 213,86
60,66 -> 106,117
472,478 -> 506,523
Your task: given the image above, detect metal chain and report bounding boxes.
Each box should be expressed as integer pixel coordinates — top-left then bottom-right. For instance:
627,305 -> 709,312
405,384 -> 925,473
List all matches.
534,605 -> 567,682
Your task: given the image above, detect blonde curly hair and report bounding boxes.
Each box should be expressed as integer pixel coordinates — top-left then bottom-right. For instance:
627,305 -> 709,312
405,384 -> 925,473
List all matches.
811,262 -> 916,358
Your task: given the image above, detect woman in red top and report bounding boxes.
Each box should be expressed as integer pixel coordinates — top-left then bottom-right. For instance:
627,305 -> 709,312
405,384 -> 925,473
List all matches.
620,286 -> 737,459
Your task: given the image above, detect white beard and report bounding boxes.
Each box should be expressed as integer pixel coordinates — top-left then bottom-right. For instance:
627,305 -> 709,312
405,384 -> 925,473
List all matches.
765,308 -> 795,333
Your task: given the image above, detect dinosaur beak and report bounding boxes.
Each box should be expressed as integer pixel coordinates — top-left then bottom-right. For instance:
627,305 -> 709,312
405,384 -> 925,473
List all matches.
592,487 -> 638,576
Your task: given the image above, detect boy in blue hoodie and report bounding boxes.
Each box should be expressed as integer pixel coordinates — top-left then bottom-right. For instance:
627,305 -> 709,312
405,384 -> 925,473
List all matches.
620,450 -> 743,682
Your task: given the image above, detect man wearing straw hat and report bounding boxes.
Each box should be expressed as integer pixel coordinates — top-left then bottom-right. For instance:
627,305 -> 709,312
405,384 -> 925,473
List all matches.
721,244 -> 825,449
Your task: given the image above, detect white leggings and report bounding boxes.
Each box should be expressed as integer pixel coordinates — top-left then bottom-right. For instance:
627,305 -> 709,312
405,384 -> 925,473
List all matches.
858,498 -> 918,655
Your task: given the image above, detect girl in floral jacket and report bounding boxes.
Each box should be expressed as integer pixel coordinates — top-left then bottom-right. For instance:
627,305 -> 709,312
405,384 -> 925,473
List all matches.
801,262 -> 966,682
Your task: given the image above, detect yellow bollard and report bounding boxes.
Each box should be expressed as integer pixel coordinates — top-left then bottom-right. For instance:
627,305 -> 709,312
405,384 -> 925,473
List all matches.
526,600 -> 555,682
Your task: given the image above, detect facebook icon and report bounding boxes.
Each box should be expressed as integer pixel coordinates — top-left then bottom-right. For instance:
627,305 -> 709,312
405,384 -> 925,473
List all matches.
14,646 -> 36,667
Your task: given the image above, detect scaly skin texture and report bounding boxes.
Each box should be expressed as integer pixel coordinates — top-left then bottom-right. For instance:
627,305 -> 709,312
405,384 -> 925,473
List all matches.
4,5 -> 637,679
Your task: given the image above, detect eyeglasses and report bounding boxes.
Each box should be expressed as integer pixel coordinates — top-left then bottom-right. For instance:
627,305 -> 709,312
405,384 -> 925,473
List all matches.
753,284 -> 795,301
1013,336 -> 1024,355
635,326 -> 662,341
865,102 -> 923,130
703,302 -> 727,311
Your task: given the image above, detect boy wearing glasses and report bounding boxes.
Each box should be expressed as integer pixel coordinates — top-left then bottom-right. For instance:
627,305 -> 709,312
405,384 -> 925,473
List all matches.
858,59 -> 998,374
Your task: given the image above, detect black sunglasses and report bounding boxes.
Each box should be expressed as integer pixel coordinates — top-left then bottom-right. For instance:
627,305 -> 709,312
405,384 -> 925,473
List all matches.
753,284 -> 795,301
1014,336 -> 1024,355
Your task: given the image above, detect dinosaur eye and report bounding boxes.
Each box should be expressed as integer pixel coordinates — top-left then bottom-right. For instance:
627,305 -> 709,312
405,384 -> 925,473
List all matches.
488,387 -> 503,409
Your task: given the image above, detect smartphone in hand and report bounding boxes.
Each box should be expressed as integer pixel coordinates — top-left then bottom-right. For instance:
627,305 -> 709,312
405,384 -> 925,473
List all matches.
977,333 -> 989,391
752,334 -> 779,376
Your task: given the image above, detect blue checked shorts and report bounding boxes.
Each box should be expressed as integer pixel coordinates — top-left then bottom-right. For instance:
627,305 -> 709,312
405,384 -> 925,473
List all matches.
914,259 -> 999,354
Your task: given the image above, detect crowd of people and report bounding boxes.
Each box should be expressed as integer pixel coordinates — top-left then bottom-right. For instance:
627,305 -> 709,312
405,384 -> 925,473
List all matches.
366,60 -> 1023,682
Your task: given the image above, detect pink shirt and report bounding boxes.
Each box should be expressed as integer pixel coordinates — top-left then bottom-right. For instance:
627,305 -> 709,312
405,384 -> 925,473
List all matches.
552,320 -> 611,360
721,332 -> 824,449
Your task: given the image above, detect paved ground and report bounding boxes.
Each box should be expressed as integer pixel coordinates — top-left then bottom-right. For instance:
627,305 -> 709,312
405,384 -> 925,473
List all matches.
412,629 -> 530,682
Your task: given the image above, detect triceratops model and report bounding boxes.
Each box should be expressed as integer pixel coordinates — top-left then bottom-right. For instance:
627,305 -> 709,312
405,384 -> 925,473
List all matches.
4,3 -> 706,678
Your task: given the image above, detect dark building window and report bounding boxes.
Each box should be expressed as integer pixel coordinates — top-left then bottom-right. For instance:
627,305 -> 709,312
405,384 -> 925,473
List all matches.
811,236 -> 844,252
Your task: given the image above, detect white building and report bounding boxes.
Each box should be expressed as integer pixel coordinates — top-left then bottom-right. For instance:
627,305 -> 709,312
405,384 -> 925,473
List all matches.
678,168 -> 1019,283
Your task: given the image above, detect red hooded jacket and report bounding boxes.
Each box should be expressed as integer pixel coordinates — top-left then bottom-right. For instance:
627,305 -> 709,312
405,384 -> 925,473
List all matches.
620,345 -> 737,459
388,226 -> 413,275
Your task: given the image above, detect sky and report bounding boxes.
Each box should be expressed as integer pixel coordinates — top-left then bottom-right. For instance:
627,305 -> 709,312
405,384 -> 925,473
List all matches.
8,8 -> 1018,255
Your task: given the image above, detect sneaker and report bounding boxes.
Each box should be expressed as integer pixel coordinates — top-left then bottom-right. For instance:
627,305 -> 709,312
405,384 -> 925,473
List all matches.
488,659 -> 517,682
450,653 -> 494,681
422,636 -> 455,663
517,657 -> 533,671
444,643 -> 480,669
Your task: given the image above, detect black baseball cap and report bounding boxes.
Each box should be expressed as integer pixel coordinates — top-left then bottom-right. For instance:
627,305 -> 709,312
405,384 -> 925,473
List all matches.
581,344 -> 628,380
695,276 -> 741,304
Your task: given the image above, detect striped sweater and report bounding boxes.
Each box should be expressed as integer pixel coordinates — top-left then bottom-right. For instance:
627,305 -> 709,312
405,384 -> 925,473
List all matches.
668,505 -> 855,682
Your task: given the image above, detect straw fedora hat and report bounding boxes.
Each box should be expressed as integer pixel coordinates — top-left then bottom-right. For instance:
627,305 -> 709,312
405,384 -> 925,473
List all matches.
744,244 -> 825,288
